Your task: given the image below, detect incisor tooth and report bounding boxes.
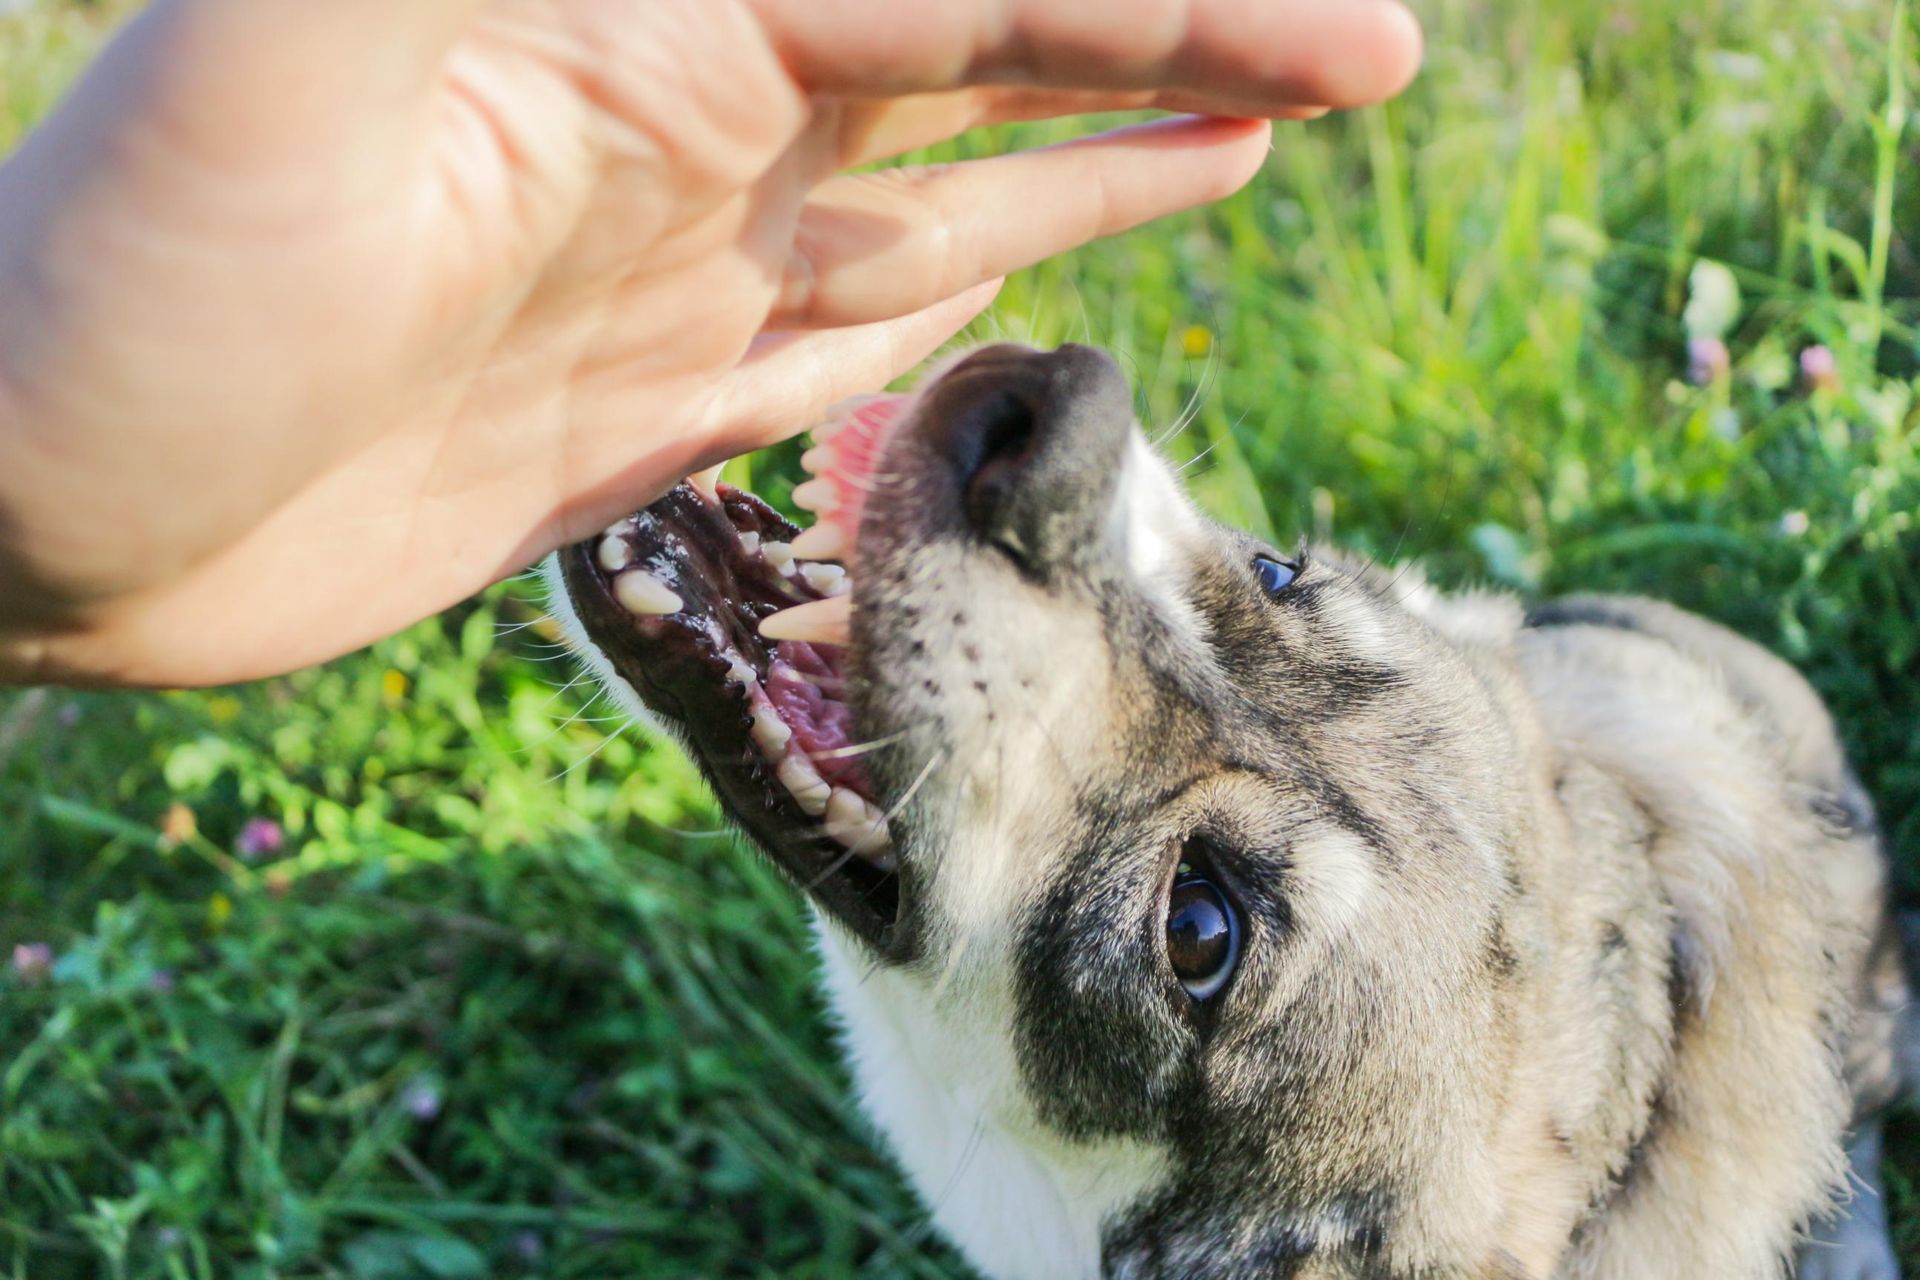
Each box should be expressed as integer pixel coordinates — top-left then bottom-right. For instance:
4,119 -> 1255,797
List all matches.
751,703 -> 793,757
737,531 -> 761,557
799,445 -> 835,476
614,570 -> 682,616
758,595 -> 851,645
597,536 -> 631,573
790,522 -> 847,561
777,752 -> 832,815
790,478 -> 838,515
799,562 -> 846,596
763,540 -> 796,575
812,396 -> 882,443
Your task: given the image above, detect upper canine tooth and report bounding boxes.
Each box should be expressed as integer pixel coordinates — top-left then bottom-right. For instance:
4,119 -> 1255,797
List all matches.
777,752 -> 832,815
597,535 -> 631,573
762,540 -> 796,576
689,465 -> 724,501
790,479 -> 839,515
758,595 -> 851,645
799,563 -> 846,596
614,570 -> 682,616
790,523 -> 847,561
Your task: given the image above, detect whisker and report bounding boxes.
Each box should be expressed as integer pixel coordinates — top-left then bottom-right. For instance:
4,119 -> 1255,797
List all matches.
808,730 -> 908,760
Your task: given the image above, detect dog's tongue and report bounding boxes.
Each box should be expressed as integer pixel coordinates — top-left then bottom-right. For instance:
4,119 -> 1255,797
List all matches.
787,394 -> 911,567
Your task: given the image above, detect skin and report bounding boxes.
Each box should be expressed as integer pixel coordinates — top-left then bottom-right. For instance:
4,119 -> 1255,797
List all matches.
0,0 -> 1421,688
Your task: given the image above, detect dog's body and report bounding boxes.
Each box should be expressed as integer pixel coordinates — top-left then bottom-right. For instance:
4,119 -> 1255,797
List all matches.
550,344 -> 1912,1278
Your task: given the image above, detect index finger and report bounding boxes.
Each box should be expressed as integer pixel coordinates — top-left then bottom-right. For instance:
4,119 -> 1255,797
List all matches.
746,0 -> 1422,111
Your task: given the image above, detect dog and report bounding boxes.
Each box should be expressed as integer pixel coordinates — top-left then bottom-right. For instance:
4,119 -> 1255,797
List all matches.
546,343 -> 1913,1279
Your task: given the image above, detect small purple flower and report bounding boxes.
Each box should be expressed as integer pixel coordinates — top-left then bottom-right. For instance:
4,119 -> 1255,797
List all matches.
11,943 -> 52,985
1799,344 -> 1838,392
1687,336 -> 1730,385
56,703 -> 81,728
149,969 -> 177,995
402,1078 -> 443,1121
512,1231 -> 544,1265
155,1227 -> 184,1250
235,817 -> 284,861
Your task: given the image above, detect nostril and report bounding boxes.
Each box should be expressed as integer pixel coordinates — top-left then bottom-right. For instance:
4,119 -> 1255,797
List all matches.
948,388 -> 1039,541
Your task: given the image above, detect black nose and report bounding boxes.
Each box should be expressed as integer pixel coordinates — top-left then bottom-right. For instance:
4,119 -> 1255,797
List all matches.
916,343 -> 1134,575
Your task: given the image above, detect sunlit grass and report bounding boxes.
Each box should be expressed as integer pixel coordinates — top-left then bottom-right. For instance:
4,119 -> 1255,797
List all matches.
2,0 -> 1916,1275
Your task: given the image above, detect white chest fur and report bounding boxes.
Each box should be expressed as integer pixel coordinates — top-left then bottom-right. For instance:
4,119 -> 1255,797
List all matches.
815,923 -> 1167,1280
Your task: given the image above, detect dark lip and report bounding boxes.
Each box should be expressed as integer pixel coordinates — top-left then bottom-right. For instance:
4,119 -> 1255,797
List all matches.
560,483 -> 908,959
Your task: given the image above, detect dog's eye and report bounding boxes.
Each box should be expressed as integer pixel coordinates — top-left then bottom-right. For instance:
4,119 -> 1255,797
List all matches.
1252,556 -> 1298,597
1167,871 -> 1241,1000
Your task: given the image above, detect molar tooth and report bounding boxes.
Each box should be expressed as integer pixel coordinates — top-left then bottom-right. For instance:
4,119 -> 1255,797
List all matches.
790,479 -> 839,515
825,790 -> 893,854
777,752 -> 832,815
597,535 -> 631,573
737,531 -> 761,557
799,562 -> 846,596
790,522 -> 847,561
762,540 -> 796,576
758,595 -> 852,645
614,570 -> 682,616
750,703 -> 793,757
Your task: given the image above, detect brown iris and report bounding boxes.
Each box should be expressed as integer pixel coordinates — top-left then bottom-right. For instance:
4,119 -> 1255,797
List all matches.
1167,873 -> 1240,1000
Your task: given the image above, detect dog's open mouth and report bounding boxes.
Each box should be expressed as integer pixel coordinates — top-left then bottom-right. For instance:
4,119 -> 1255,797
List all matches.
558,397 -> 914,954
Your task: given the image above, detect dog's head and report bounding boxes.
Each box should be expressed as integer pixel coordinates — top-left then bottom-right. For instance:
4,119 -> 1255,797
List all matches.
551,345 -> 1546,1278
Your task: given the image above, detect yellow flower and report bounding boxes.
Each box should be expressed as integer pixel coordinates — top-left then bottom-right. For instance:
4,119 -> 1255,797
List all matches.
159,802 -> 197,849
381,669 -> 410,703
205,695 -> 241,726
1181,325 -> 1213,358
207,892 -> 233,932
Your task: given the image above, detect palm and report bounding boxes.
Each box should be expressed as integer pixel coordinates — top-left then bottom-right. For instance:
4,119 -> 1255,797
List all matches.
0,0 -> 1420,686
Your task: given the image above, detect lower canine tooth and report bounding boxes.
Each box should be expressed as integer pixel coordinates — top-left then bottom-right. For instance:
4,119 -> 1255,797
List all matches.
777,752 -> 832,815
614,570 -> 681,616
790,523 -> 847,561
750,704 -> 793,757
597,535 -> 631,573
763,540 -> 796,576
758,594 -> 851,645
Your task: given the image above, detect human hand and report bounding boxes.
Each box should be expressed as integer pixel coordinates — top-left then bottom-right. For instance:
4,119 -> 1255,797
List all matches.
0,0 -> 1420,687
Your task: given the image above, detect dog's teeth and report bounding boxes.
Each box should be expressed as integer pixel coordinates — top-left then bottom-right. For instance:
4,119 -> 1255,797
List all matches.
614,570 -> 682,616
597,535 -> 631,573
790,523 -> 847,561
689,465 -> 723,502
777,752 -> 832,815
825,789 -> 892,854
790,479 -> 839,515
750,703 -> 793,757
799,445 -> 835,477
737,531 -> 761,558
811,396 -> 882,443
601,518 -> 631,540
758,595 -> 851,645
763,540 -> 796,576
799,562 -> 846,596
725,655 -> 757,689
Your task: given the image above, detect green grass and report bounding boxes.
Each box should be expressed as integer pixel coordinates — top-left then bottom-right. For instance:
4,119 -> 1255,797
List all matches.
3,0 -> 1918,1275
